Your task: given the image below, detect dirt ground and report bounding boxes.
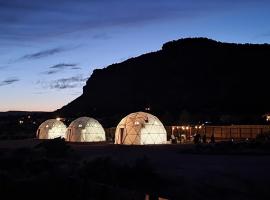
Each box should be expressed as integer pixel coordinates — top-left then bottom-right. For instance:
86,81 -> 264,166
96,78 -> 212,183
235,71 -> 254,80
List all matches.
1,139 -> 270,199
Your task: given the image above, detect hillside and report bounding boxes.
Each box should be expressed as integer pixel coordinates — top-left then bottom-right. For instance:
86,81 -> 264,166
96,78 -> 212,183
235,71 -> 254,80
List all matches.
57,38 -> 270,127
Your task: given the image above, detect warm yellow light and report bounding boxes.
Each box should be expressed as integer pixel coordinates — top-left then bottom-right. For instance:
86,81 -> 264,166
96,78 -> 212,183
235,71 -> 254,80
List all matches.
195,126 -> 198,129
56,117 -> 61,121
199,126 -> 202,129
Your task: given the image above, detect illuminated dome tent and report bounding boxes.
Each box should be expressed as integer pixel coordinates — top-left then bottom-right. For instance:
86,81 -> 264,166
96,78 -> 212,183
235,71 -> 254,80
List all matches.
115,112 -> 167,145
36,119 -> 67,139
66,117 -> 106,142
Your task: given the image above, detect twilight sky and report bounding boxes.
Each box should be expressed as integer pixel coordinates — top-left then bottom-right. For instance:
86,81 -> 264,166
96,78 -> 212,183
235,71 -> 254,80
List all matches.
0,0 -> 270,112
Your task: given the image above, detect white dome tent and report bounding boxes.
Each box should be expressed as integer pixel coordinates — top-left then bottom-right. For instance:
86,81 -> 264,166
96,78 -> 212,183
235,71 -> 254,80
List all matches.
115,112 -> 167,145
66,117 -> 106,142
36,119 -> 67,139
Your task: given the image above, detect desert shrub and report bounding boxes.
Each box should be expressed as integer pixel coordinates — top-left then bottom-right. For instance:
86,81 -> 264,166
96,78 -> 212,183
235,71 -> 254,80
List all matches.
35,137 -> 70,158
80,156 -> 161,193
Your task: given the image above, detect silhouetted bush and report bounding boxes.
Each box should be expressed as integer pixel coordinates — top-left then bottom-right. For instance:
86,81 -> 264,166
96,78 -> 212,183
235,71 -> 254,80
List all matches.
80,156 -> 161,193
35,137 -> 71,158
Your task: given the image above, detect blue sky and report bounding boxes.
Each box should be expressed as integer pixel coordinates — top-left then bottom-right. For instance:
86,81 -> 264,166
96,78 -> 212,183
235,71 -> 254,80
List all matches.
0,0 -> 270,111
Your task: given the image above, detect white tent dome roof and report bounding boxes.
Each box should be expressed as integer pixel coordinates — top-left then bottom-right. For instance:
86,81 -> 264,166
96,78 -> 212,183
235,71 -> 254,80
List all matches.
68,117 -> 102,129
67,117 -> 106,142
115,112 -> 167,145
37,119 -> 67,139
38,119 -> 66,129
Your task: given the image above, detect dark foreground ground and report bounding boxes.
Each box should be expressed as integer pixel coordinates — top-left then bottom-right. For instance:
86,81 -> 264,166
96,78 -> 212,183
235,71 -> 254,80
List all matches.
1,139 -> 270,200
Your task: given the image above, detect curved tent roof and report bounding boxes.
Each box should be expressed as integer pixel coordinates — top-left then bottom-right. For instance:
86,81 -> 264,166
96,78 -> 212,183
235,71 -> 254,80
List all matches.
115,112 -> 167,145
37,119 -> 67,139
67,117 -> 106,142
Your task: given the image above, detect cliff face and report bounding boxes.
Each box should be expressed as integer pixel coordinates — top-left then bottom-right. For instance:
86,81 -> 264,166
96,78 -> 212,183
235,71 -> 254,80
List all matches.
58,38 -> 270,126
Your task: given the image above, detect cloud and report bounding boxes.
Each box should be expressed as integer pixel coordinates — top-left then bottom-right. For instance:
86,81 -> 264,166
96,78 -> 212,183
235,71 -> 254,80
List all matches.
50,63 -> 77,69
41,63 -> 81,75
1,0 -> 254,43
41,70 -> 59,75
50,75 -> 88,89
71,66 -> 81,70
0,77 -> 20,86
37,75 -> 88,89
20,47 -> 65,60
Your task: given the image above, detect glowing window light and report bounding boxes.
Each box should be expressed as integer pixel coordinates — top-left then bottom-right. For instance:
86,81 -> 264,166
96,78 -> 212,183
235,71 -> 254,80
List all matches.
56,117 -> 61,121
134,121 -> 140,125
78,124 -> 83,128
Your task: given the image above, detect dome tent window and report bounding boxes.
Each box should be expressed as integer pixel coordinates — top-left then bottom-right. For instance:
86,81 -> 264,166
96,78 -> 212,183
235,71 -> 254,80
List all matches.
67,117 -> 106,142
134,121 -> 140,125
36,119 -> 67,139
115,112 -> 167,145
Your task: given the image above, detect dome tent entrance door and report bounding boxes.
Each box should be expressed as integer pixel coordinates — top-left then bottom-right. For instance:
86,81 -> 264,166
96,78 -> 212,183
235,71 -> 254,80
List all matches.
119,128 -> 125,144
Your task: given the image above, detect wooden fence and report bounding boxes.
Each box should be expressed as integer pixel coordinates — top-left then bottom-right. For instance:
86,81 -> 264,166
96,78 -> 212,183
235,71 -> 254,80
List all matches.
169,125 -> 270,140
